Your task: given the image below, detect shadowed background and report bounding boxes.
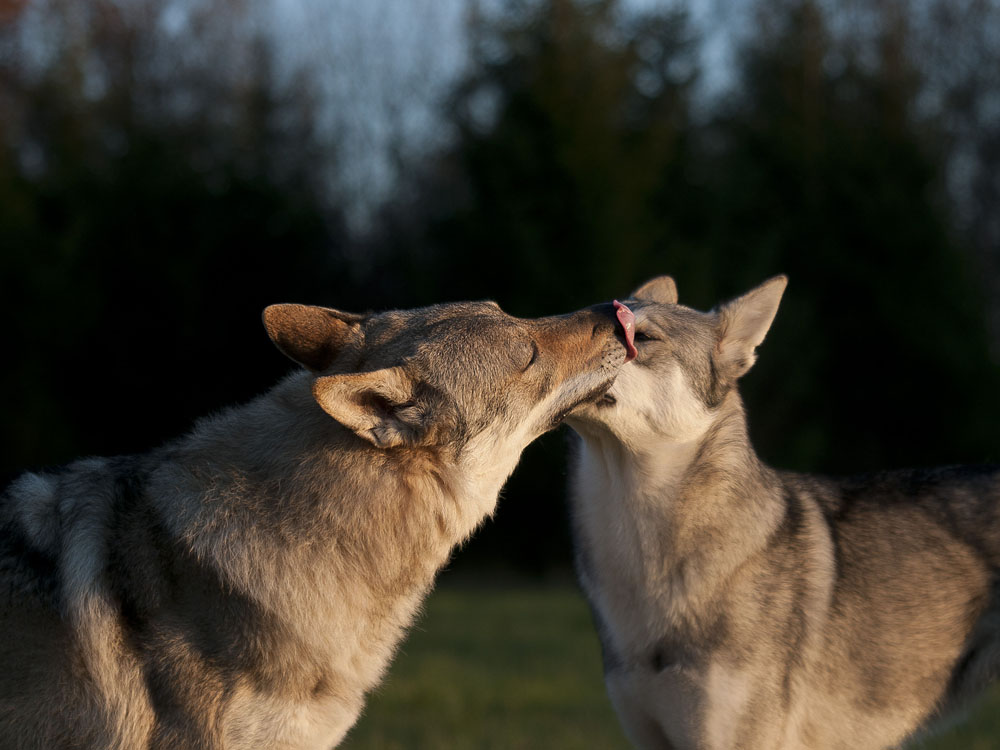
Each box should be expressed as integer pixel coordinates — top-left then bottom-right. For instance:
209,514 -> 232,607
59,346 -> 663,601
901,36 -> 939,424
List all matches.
2,0 -> 999,746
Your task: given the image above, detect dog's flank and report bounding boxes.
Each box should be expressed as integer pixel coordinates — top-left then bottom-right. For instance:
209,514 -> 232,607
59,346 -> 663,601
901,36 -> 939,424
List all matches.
0,299 -> 631,749
567,276 -> 1000,750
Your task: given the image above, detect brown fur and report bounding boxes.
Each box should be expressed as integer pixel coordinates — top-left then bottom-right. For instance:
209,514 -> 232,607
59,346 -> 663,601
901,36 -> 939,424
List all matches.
0,299 -> 630,749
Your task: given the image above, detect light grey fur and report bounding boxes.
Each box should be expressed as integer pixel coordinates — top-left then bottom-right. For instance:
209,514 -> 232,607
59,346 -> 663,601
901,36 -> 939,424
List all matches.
568,277 -> 1000,750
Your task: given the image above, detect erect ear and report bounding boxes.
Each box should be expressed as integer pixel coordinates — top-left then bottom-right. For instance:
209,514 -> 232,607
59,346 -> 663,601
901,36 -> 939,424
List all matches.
631,276 -> 678,304
263,304 -> 366,372
715,275 -> 787,379
312,367 -> 429,448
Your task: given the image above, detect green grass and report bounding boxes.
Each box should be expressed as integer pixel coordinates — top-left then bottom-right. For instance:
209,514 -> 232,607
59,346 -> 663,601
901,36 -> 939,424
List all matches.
915,687 -> 1000,750
341,584 -> 630,749
341,584 -> 1000,749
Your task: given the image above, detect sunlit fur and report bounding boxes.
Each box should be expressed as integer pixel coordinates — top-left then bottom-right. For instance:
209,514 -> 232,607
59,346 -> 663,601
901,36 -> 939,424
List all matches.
568,276 -> 1000,750
0,299 -> 628,749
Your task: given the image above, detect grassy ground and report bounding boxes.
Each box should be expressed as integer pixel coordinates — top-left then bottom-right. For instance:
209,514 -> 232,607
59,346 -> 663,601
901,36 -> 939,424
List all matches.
341,583 -> 1000,749
916,693 -> 1000,750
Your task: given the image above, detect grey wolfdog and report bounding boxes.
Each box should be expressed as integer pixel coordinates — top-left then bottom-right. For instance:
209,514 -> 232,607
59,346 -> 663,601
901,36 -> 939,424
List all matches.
567,276 -> 1000,750
0,298 -> 633,749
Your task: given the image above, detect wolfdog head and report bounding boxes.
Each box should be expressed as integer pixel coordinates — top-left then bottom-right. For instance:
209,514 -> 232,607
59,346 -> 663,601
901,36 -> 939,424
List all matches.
568,276 -> 787,449
262,299 -> 634,464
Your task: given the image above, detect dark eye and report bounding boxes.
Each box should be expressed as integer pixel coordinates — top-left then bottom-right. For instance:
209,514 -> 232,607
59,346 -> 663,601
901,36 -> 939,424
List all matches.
634,331 -> 657,342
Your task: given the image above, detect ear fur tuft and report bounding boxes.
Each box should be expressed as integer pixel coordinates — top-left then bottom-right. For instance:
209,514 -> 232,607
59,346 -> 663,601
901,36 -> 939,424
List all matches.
312,367 -> 423,448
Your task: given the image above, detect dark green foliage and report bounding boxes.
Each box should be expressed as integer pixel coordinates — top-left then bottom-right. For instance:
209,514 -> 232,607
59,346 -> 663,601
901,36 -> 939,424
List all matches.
3,0 -> 999,573
0,135 -> 343,472
0,15 -> 350,475
403,0 -> 702,314
706,1 -> 1000,472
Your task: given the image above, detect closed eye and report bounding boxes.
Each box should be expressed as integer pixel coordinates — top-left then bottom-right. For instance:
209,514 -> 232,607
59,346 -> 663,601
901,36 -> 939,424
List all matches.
522,341 -> 539,371
634,331 -> 658,342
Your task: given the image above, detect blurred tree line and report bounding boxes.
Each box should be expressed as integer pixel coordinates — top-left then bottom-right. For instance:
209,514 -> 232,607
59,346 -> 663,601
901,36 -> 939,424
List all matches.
2,0 -> 999,572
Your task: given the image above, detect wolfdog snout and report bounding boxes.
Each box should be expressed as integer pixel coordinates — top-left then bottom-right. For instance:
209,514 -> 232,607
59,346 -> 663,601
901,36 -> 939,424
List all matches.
587,300 -> 637,364
539,302 -> 633,368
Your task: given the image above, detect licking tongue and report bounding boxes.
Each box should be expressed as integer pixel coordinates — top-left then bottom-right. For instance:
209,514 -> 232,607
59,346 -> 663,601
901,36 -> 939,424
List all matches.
613,300 -> 638,362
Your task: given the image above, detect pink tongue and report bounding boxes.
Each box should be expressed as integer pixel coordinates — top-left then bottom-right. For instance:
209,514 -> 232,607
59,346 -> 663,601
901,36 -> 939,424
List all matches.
613,300 -> 637,362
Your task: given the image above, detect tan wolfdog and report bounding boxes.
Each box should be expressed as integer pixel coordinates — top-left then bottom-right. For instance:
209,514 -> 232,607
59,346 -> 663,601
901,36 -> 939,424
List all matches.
568,276 -> 1000,750
0,298 -> 633,749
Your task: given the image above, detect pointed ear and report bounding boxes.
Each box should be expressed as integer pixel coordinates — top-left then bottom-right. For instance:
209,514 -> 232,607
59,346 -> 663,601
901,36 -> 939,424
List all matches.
263,304 -> 365,372
631,276 -> 678,304
715,275 -> 787,379
312,367 -> 429,448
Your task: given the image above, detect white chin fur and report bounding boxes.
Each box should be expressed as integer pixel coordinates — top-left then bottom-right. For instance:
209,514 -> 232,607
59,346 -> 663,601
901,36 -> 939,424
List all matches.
569,365 -> 714,448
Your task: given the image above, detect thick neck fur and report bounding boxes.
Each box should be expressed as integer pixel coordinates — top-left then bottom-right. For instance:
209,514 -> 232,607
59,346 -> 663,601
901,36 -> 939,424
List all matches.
149,371 -> 504,697
572,391 -> 785,634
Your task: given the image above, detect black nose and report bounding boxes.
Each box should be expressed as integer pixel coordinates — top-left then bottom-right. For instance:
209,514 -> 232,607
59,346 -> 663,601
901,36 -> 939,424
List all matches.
584,302 -> 618,339
587,301 -> 617,318
585,302 -> 635,359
